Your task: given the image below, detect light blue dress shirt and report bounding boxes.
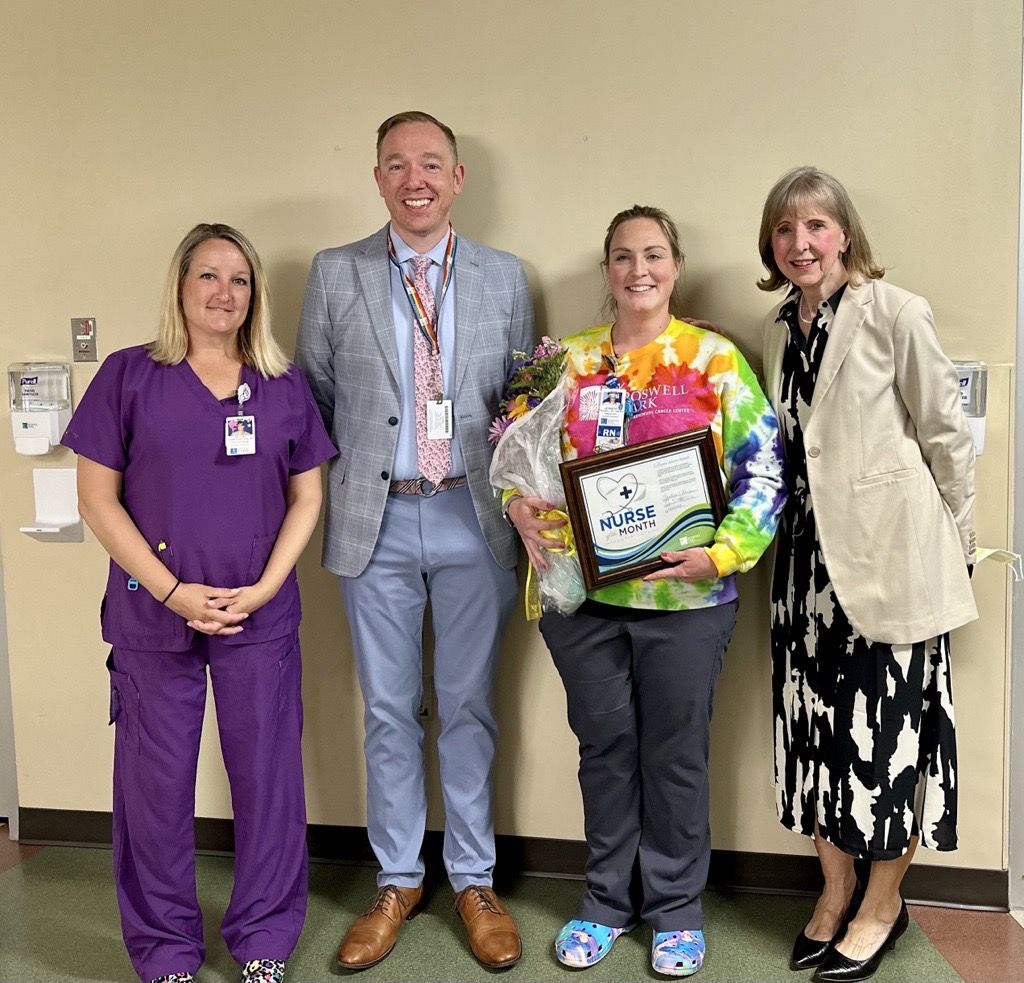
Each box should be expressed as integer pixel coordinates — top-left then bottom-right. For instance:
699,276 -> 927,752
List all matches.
388,227 -> 464,480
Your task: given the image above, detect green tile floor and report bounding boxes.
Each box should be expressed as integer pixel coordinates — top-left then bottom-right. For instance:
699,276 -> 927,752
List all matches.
0,847 -> 962,982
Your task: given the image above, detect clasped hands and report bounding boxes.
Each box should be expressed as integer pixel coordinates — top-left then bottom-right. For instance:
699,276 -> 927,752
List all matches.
164,581 -> 272,636
507,496 -> 718,582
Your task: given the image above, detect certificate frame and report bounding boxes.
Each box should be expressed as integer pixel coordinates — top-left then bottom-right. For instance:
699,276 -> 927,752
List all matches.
559,427 -> 727,591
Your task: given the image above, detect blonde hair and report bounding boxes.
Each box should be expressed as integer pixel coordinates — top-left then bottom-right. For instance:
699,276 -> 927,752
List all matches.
149,223 -> 289,378
757,166 -> 885,292
600,204 -> 686,320
376,110 -> 458,163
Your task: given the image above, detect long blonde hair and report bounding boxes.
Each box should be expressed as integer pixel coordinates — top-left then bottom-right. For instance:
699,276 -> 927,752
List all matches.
149,223 -> 289,378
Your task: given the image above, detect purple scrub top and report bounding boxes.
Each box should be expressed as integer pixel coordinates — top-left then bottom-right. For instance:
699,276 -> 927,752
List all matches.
62,345 -> 338,651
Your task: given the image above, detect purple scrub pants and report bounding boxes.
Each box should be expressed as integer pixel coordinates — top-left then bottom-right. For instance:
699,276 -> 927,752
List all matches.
107,631 -> 307,982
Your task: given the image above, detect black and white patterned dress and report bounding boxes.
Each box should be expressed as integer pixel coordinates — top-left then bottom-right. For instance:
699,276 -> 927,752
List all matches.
770,287 -> 958,861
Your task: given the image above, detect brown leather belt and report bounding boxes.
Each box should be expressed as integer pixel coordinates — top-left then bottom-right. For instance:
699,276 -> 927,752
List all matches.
388,476 -> 467,497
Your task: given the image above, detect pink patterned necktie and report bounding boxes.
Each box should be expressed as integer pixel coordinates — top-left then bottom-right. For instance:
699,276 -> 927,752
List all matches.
411,255 -> 452,484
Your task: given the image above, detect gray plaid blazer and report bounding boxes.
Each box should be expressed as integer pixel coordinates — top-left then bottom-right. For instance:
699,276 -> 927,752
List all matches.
296,225 -> 535,577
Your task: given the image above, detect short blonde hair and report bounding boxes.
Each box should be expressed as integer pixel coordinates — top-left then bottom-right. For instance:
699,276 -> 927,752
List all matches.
376,111 -> 458,163
600,204 -> 686,320
149,223 -> 289,378
757,167 -> 885,292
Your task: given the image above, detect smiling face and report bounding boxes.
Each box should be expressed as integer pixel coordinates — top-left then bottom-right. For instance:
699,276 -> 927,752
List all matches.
374,120 -> 464,250
606,217 -> 681,321
180,238 -> 252,343
770,205 -> 850,301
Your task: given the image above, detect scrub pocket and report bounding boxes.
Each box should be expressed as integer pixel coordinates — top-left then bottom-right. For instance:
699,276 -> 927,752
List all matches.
246,533 -> 278,583
277,638 -> 303,731
103,555 -> 190,651
237,533 -> 300,640
106,650 -> 140,753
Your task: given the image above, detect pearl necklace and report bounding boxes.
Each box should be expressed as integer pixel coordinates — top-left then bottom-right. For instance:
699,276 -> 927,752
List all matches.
798,295 -> 817,325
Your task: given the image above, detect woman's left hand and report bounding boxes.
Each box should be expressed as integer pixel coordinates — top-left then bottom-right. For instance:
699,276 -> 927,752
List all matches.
643,548 -> 719,582
187,582 -> 273,633
223,582 -> 273,617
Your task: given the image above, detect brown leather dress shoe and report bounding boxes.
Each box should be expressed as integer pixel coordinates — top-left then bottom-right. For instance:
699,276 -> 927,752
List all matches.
336,883 -> 423,970
454,885 -> 522,969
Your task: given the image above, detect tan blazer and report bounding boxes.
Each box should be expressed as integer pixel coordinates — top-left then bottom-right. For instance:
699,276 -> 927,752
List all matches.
763,278 -> 977,644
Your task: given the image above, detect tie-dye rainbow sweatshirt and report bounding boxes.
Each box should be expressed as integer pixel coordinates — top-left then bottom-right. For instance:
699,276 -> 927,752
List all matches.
559,317 -> 786,610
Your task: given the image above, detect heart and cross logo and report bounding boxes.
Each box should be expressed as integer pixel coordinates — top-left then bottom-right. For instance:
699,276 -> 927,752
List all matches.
596,472 -> 638,513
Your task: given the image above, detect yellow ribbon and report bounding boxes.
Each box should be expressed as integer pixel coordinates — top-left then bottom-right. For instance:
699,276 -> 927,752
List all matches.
524,508 -> 577,621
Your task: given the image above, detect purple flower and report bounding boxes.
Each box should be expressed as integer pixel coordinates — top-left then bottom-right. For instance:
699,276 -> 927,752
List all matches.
488,415 -> 513,445
534,336 -> 563,359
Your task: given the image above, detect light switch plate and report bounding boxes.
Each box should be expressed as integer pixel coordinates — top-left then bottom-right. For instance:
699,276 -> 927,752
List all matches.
71,317 -> 97,362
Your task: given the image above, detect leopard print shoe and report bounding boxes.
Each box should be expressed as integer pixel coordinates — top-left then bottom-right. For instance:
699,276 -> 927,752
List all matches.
240,958 -> 285,983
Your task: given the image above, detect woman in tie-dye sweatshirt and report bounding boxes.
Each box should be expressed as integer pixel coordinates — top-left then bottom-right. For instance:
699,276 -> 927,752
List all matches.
504,206 -> 785,978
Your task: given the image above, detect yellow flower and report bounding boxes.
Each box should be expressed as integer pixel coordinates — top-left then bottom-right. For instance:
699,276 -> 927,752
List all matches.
507,394 -> 531,419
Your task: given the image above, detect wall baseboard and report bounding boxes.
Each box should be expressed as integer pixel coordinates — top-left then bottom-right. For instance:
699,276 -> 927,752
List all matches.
19,807 -> 1008,910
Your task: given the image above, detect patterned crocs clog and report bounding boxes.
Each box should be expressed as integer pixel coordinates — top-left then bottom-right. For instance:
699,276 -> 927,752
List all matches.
555,919 -> 629,968
651,930 -> 705,977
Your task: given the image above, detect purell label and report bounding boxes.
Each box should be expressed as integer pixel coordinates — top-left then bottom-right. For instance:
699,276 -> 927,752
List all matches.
20,376 -> 39,386
958,375 -> 971,405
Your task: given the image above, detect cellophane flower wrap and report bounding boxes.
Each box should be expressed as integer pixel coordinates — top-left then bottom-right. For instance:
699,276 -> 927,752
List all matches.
489,339 -> 586,617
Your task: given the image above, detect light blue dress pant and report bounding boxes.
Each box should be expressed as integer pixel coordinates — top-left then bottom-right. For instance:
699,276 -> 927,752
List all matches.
339,486 -> 517,891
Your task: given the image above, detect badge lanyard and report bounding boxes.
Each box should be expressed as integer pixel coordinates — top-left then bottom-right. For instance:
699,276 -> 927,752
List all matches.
387,229 -> 458,357
594,353 -> 637,452
388,229 -> 457,441
225,380 -> 256,456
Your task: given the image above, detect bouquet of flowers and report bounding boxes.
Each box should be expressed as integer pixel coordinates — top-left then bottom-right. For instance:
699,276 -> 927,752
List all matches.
489,337 -> 586,618
488,335 -> 567,446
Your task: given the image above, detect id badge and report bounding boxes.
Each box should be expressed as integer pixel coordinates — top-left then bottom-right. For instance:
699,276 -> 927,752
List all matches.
225,415 -> 256,456
595,388 -> 627,451
426,399 -> 453,440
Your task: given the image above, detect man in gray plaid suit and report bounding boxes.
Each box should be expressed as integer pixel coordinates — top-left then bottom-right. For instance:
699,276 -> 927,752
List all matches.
296,111 -> 534,972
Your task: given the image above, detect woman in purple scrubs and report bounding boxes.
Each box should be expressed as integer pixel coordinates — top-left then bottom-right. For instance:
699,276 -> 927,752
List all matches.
62,223 -> 337,983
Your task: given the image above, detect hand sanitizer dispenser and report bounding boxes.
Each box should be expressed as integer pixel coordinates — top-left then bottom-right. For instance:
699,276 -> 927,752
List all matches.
952,360 -> 987,456
9,362 -> 72,455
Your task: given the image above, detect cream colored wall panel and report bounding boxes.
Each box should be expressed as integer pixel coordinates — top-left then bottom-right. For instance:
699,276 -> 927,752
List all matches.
5,523 -> 111,810
1,1 -> 1018,875
298,559 -> 370,827
492,614 -> 584,839
917,364 -> 1013,870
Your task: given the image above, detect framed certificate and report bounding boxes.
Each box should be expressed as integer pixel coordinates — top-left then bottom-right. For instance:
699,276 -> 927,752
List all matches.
559,427 -> 727,591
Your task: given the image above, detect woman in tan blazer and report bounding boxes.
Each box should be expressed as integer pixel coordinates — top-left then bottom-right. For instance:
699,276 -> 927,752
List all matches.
758,167 -> 976,983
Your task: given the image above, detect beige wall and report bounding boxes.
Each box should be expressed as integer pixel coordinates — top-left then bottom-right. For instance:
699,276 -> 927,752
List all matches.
1,1 -> 1018,874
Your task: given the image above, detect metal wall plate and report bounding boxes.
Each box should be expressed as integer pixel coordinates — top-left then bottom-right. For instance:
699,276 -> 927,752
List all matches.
71,317 -> 97,362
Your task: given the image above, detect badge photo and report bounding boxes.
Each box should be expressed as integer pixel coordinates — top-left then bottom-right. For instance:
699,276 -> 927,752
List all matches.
225,415 -> 256,456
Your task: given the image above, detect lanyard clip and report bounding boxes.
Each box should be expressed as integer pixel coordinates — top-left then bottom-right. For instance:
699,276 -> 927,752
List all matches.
236,382 -> 251,415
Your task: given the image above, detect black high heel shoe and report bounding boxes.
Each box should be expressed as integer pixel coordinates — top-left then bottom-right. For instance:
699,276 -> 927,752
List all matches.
811,900 -> 909,982
790,881 -> 865,971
